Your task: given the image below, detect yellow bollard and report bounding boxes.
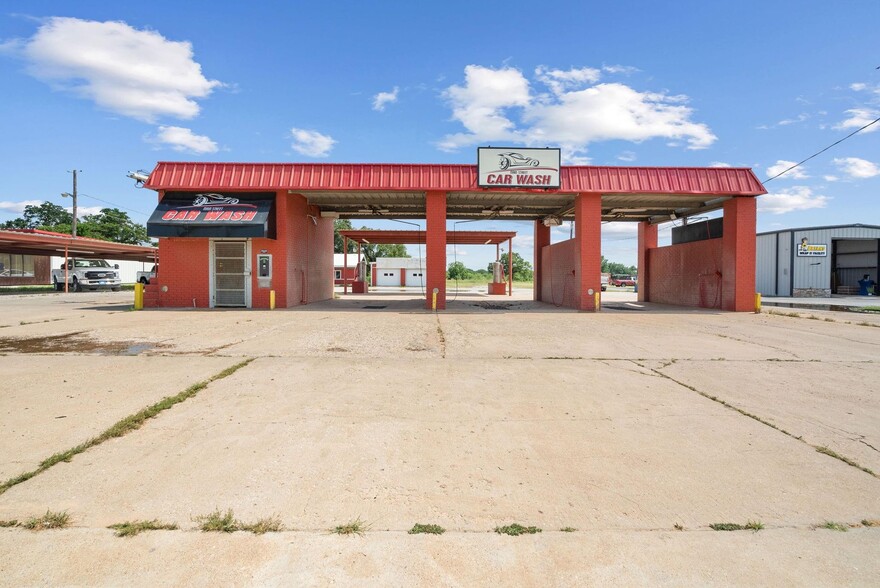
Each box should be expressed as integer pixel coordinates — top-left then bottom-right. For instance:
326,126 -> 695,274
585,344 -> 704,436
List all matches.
270,290 -> 276,310
595,291 -> 600,311
432,287 -> 438,311
754,292 -> 761,313
134,282 -> 144,310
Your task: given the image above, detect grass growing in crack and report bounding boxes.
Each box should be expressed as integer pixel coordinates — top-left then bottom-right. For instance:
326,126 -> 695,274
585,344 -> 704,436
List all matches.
815,446 -> 875,476
495,523 -> 541,536
108,519 -> 178,537
710,521 -> 763,532
333,517 -> 369,536
408,523 -> 445,535
818,521 -> 848,532
22,510 -> 70,530
195,509 -> 238,533
0,519 -> 19,527
862,519 -> 880,527
240,516 -> 285,535
674,523 -> 684,531
560,527 -> 577,532
0,359 -> 254,497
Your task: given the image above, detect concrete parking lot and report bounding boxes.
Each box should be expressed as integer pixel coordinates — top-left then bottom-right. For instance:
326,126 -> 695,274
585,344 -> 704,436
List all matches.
0,290 -> 878,586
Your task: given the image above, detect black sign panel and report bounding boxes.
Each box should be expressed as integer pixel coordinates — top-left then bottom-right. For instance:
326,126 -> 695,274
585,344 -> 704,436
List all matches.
147,192 -> 275,238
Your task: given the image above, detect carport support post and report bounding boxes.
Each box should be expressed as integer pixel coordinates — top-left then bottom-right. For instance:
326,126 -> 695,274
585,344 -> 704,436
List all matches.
721,196 -> 757,311
508,238 -> 513,296
637,222 -> 657,302
574,193 -> 602,311
343,237 -> 348,294
534,221 -> 550,302
425,190 -> 447,310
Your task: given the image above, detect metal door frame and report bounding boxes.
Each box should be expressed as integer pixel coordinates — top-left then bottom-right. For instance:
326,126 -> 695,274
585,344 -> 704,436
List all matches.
209,239 -> 251,308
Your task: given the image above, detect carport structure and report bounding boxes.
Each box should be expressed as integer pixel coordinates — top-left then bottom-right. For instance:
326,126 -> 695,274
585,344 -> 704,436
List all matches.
338,229 -> 517,295
144,162 -> 766,311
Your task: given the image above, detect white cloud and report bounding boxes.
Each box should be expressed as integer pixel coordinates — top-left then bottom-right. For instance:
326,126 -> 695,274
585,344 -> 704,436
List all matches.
372,87 -> 399,111
709,161 -> 732,167
850,83 -> 867,92
835,108 -> 880,133
439,65 -> 716,158
617,151 -> 637,162
151,126 -> 218,154
833,156 -> 880,179
439,65 -> 531,150
290,128 -> 336,157
12,17 -> 222,122
766,160 -> 808,179
758,186 -> 830,215
0,199 -> 43,214
602,64 -> 639,75
70,205 -> 103,218
535,66 -> 601,96
777,113 -> 808,126
823,175 -> 839,182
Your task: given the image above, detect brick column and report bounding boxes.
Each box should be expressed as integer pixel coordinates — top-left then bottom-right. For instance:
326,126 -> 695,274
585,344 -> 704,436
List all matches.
721,197 -> 757,311
637,222 -> 658,303
574,193 -> 602,311
534,221 -> 550,301
426,190 -> 447,310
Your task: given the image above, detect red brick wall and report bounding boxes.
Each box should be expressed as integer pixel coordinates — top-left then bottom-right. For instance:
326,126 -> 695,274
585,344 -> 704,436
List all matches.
152,238 -> 210,307
575,193 -> 602,311
334,267 -> 357,285
278,193 -> 333,307
533,221 -> 551,301
540,239 -> 579,308
647,239 -> 723,309
721,197 -> 757,311
425,191 -> 447,309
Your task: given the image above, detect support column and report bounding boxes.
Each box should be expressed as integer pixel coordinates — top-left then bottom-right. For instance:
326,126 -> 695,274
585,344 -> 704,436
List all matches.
721,197 -> 757,311
637,222 -> 658,303
343,238 -> 348,294
425,190 -> 447,310
574,193 -> 602,311
508,238 -> 513,296
534,221 -> 550,301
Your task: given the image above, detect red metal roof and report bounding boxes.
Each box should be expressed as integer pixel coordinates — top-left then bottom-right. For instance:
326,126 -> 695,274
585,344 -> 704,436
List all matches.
0,229 -> 157,261
146,162 -> 766,196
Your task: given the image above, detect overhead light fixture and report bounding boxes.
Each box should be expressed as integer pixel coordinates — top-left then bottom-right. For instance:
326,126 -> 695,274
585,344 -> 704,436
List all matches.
481,209 -> 495,214
542,215 -> 562,227
356,209 -> 373,214
608,208 -> 647,214
484,239 -> 493,244
376,209 -> 390,214
320,211 -> 339,218
498,210 -> 514,215
362,238 -> 370,244
669,213 -> 677,220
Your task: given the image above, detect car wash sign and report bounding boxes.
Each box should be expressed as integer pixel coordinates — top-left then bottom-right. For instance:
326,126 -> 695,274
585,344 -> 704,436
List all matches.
147,192 -> 275,238
478,147 -> 561,189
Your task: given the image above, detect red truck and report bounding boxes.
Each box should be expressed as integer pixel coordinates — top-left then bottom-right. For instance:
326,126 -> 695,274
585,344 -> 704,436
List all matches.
610,275 -> 636,287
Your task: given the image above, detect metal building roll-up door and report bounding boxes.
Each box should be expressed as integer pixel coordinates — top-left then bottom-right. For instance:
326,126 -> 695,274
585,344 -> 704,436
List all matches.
375,269 -> 400,286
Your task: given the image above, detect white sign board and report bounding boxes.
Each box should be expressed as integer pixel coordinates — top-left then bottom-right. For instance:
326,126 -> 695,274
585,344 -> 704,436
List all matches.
478,147 -> 561,189
797,243 -> 827,257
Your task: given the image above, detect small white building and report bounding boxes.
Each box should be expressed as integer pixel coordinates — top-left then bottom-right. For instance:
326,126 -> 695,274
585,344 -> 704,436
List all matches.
756,224 -> 880,297
371,257 -> 425,287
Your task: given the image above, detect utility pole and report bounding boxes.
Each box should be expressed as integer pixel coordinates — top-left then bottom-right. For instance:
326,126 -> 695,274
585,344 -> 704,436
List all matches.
71,169 -> 78,238
62,170 -> 80,237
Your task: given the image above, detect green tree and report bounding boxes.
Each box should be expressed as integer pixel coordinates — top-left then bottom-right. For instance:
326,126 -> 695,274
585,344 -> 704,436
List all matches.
359,242 -> 408,263
447,261 -> 474,280
1,202 -> 73,231
333,219 -> 356,253
77,208 -> 149,244
487,252 -> 533,281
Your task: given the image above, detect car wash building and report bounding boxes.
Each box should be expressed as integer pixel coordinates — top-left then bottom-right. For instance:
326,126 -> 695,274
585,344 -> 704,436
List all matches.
143,155 -> 765,311
756,224 -> 880,297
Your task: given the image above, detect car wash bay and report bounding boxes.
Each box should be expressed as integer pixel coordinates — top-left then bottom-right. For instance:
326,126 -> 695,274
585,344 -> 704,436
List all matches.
143,163 -> 766,311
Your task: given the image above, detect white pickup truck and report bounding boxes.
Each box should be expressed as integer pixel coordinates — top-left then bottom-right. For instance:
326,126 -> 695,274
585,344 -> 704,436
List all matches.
136,264 -> 158,284
52,258 -> 122,292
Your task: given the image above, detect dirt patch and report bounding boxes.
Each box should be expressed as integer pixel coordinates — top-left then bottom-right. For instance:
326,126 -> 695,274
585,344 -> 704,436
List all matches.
0,332 -> 166,355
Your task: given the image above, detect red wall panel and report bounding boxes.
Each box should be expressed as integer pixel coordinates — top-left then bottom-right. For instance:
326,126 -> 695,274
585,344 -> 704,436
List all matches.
540,239 -> 579,308
647,239 -> 723,309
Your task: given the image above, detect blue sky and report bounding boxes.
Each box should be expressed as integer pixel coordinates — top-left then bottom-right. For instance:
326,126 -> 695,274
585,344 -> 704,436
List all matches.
0,1 -> 878,268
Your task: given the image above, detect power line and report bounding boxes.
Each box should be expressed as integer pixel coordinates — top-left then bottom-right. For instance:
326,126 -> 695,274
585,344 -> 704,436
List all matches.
76,192 -> 150,217
763,115 -> 880,183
